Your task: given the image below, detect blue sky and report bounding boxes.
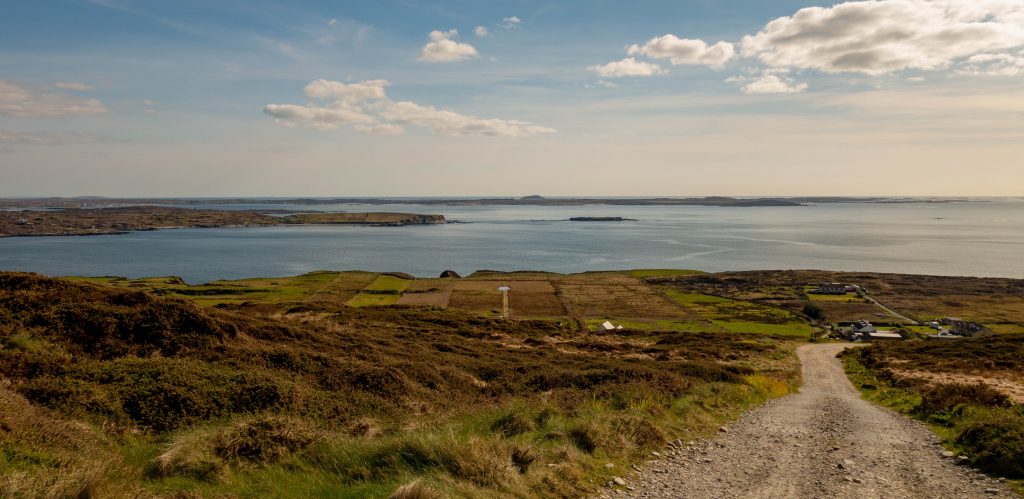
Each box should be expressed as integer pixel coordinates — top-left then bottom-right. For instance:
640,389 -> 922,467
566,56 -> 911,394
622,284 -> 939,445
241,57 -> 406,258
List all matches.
2,0 -> 1023,196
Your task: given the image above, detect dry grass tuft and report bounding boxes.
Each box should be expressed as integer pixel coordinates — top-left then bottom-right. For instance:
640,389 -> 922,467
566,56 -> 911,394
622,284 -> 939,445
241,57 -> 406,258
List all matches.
491,411 -> 536,438
389,479 -> 440,499
155,414 -> 324,480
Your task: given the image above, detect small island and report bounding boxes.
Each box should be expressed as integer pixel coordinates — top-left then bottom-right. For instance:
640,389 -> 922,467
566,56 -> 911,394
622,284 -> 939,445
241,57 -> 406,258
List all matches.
569,217 -> 637,222
0,206 -> 445,237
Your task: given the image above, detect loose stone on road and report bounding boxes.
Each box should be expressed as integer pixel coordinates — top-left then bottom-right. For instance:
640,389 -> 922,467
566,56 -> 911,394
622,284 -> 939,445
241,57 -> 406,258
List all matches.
601,344 -> 1015,498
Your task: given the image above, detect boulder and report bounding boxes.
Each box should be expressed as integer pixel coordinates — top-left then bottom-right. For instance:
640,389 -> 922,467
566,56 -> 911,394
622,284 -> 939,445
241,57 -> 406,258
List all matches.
439,270 -> 461,278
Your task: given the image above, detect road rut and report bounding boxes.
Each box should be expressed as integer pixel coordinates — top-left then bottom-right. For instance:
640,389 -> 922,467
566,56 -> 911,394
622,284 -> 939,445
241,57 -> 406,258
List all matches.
605,344 -> 1015,498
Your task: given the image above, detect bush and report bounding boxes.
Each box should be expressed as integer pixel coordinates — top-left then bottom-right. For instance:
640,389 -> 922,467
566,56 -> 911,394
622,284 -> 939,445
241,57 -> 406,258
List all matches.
956,411 -> 1024,478
802,303 -> 825,321
917,383 -> 1010,416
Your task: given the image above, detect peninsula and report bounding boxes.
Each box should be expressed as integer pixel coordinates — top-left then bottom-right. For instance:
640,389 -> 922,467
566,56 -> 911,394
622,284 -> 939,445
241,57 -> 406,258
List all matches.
0,206 -> 445,237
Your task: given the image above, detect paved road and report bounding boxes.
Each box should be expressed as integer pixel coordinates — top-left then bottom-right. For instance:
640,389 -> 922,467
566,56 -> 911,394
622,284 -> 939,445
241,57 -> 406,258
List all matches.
603,344 -> 1013,498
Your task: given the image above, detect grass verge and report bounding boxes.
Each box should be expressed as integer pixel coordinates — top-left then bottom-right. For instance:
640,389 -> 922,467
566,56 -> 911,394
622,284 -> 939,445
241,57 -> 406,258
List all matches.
841,346 -> 1024,494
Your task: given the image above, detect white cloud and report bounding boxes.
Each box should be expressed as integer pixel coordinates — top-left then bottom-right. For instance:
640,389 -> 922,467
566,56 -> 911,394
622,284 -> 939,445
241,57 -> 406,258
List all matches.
54,81 -> 94,91
740,0 -> 1024,75
501,16 -> 522,28
264,79 -> 555,138
738,74 -> 809,94
474,26 -> 489,37
418,29 -> 479,63
958,52 -> 1024,75
302,78 -> 390,102
327,18 -> 338,26
354,123 -> 406,136
382,101 -> 554,137
0,80 -> 108,118
628,34 -> 735,69
588,57 -> 666,78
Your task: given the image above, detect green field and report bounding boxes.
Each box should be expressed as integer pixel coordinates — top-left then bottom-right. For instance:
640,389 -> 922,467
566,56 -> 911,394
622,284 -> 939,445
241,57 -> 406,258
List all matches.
659,290 -> 811,337
346,275 -> 412,307
627,269 -> 705,278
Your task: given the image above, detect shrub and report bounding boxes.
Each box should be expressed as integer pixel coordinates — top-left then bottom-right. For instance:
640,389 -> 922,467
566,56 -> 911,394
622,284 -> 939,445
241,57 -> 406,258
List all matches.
802,303 -> 825,321
917,383 -> 1010,416
956,410 -> 1024,478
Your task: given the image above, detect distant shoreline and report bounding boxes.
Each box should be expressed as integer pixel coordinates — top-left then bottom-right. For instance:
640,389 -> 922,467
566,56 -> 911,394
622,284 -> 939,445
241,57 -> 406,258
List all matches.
0,206 -> 445,238
0,195 -> 984,210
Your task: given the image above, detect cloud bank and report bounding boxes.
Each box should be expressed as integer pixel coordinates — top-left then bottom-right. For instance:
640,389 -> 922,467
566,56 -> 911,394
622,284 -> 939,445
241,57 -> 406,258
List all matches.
0,81 -> 108,117
741,0 -> 1024,75
264,79 -> 555,138
592,0 -> 1024,93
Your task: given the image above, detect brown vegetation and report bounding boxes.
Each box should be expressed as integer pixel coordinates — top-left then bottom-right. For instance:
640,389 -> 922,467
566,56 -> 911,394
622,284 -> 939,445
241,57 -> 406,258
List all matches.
0,272 -> 800,497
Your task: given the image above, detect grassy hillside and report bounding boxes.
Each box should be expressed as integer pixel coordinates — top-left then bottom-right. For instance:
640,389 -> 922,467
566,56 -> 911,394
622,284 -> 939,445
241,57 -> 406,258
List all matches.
841,338 -> 1024,491
0,272 -> 801,498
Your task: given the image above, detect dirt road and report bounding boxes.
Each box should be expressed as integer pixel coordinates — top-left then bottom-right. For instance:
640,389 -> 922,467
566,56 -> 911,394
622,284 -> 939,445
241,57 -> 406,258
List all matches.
864,295 -> 919,325
605,344 -> 1014,498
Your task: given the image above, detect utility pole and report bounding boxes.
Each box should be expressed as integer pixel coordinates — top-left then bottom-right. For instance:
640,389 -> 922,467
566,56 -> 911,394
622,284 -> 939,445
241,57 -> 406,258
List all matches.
498,286 -> 510,319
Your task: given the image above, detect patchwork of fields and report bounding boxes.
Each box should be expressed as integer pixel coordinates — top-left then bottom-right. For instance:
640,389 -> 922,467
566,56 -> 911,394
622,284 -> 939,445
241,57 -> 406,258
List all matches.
66,269 -> 1024,339
72,269 -> 820,337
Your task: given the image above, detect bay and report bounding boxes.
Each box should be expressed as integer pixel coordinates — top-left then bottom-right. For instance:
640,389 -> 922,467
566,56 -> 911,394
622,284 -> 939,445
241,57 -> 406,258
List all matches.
1,201 -> 1022,283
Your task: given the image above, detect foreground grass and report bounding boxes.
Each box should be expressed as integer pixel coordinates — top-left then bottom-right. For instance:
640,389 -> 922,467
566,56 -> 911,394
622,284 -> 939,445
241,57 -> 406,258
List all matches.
0,272 -> 801,498
841,342 -> 1024,493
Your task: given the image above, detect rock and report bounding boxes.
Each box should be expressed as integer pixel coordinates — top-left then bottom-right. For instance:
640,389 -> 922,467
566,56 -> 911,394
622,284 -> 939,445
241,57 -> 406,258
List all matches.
954,456 -> 970,465
612,476 -> 626,486
719,426 -> 729,433
985,489 -> 999,495
837,459 -> 854,471
853,478 -> 863,484
651,451 -> 661,458
941,451 -> 955,458
604,463 -> 615,468
439,270 -> 461,278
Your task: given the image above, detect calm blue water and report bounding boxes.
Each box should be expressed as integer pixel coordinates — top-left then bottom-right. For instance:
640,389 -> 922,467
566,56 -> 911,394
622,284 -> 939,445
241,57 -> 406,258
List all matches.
1,201 -> 1022,283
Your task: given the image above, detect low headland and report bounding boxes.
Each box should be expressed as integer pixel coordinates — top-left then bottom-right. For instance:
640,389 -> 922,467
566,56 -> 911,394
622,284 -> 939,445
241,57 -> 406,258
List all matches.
0,206 -> 445,237
1,268 -> 1021,497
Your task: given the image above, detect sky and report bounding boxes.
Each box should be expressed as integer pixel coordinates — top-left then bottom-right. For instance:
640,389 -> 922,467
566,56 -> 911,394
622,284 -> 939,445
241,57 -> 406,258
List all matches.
1,0 -> 1022,197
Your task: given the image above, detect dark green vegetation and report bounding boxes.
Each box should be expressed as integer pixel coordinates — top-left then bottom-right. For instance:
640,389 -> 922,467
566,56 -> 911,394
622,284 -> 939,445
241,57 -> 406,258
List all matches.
841,337 -> 1024,490
650,270 -> 1024,333
0,272 -> 800,497
0,206 -> 444,237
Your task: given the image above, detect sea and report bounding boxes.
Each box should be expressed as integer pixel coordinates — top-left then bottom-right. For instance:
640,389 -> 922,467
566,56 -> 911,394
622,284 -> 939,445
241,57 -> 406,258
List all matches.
1,200 -> 1022,283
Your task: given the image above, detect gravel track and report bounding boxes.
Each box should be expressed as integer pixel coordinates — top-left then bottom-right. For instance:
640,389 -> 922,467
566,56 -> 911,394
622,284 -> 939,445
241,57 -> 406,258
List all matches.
600,344 -> 1015,499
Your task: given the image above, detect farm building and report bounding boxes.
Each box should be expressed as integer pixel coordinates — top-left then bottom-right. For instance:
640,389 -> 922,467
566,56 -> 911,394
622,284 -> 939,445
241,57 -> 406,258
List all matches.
815,282 -> 847,294
863,331 -> 902,341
